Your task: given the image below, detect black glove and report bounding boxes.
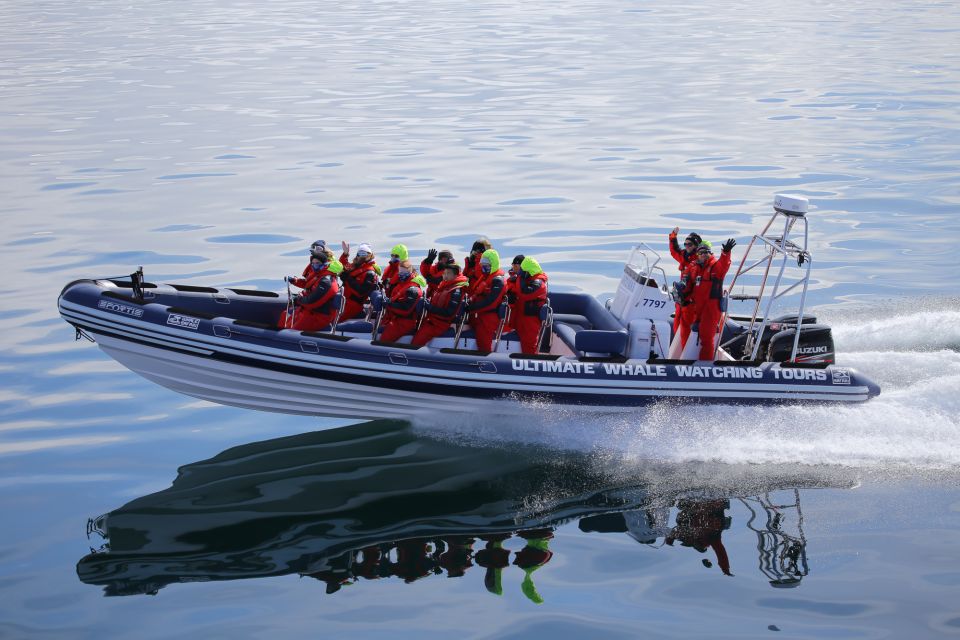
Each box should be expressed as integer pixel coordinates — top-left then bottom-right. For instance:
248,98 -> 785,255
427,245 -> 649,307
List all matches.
291,293 -> 301,306
465,255 -> 475,268
722,238 -> 737,253
462,302 -> 471,313
426,248 -> 438,263
471,241 -> 486,253
284,275 -> 297,284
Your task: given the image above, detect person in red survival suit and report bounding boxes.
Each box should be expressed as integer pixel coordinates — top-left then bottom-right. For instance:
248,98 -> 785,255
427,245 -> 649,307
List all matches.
513,256 -> 548,354
420,248 -> 457,297
668,228 -> 701,336
503,254 -> 525,333
338,241 -> 380,321
463,237 -> 492,287
378,262 -> 424,343
466,249 -> 507,353
282,256 -> 343,332
410,263 -> 469,347
380,243 -> 409,296
686,238 -> 736,360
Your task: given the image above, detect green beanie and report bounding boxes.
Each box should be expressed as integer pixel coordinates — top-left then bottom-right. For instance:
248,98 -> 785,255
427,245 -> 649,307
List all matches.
412,274 -> 427,290
480,249 -> 500,273
520,256 -> 543,276
327,260 -> 344,275
697,240 -> 713,253
390,243 -> 409,260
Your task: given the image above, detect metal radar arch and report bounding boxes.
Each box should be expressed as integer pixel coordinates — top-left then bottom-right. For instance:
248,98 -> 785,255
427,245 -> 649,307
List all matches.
722,194 -> 813,362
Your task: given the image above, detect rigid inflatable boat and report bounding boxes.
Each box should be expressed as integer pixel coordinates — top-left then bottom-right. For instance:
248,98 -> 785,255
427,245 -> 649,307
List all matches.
79,421 -> 839,596
58,194 -> 879,417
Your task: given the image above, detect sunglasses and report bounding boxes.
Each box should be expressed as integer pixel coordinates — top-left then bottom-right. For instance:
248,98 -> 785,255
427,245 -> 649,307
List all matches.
684,241 -> 694,247
356,251 -> 370,258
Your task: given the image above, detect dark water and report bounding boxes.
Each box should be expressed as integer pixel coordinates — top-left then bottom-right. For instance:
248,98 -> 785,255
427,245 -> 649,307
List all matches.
2,0 -> 960,637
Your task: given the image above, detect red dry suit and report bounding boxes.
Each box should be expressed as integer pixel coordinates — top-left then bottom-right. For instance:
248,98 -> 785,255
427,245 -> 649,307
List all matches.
378,278 -> 423,343
338,255 -> 379,321
669,230 -> 701,336
674,262 -> 699,353
513,271 -> 548,354
381,260 -> 401,296
419,258 -> 446,298
685,250 -> 732,360
463,253 -> 485,288
411,274 -> 468,346
282,265 -> 340,332
468,268 -> 506,352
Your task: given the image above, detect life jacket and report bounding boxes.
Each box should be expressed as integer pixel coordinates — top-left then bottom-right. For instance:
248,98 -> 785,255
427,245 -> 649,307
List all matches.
515,272 -> 548,317
687,252 -> 732,310
339,257 -> 379,304
427,275 -> 469,321
298,266 -> 340,313
381,260 -> 400,294
383,279 -> 422,321
469,269 -> 506,315
420,260 -> 445,297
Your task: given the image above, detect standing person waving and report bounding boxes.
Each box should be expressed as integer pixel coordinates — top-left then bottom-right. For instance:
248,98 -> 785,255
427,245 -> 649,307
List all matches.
687,239 -> 736,360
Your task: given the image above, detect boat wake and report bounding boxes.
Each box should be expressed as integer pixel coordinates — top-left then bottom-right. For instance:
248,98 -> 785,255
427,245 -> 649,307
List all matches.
413,304 -> 960,474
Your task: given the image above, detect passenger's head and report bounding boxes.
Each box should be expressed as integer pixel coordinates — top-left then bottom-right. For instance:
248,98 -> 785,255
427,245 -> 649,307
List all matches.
397,259 -> 413,281
520,256 -> 543,277
684,233 -> 702,253
696,241 -> 713,264
437,250 -> 455,266
480,249 -> 500,275
442,263 -> 462,282
511,254 -> 525,274
309,239 -> 327,259
355,243 -> 373,264
309,255 -> 325,271
389,243 -> 409,264
471,237 -> 492,256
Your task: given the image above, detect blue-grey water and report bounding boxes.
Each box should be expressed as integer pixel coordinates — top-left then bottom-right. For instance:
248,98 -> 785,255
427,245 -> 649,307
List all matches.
2,0 -> 960,637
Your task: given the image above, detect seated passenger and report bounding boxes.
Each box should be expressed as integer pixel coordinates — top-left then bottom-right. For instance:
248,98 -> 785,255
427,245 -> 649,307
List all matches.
513,257 -> 548,354
338,242 -> 380,321
464,237 -> 492,286
378,260 -> 424,343
467,249 -> 507,352
285,240 -> 329,288
411,263 -> 468,347
281,256 -> 343,332
420,248 -> 456,297
381,243 -> 409,296
504,254 -> 525,333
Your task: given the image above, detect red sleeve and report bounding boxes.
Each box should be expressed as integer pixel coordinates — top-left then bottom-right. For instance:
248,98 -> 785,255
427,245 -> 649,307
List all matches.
668,233 -> 684,266
339,253 -> 350,269
715,251 -> 732,279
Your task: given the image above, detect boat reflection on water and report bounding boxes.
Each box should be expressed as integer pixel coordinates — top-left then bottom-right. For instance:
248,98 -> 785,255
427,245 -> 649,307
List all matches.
79,420 -> 846,599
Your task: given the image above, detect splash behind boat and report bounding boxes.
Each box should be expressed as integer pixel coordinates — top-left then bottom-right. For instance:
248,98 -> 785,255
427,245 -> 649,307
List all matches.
58,194 -> 879,417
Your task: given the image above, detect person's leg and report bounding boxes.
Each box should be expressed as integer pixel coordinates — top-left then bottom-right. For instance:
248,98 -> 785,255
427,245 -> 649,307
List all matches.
411,321 -> 447,346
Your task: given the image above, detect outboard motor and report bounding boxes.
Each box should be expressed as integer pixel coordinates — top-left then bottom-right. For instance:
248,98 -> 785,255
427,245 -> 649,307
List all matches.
722,314 -> 818,361
767,324 -> 834,364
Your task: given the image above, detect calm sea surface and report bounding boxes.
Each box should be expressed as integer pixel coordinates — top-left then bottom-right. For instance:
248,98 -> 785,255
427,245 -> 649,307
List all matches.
2,0 -> 959,637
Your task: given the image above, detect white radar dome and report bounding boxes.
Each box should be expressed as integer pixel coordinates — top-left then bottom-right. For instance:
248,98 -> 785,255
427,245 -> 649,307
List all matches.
773,193 -> 809,216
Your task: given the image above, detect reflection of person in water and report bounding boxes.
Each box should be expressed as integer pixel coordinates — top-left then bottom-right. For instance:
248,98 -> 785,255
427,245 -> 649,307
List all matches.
439,536 -> 475,578
475,534 -> 511,596
391,538 -> 439,583
513,528 -> 554,604
665,499 -> 733,576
